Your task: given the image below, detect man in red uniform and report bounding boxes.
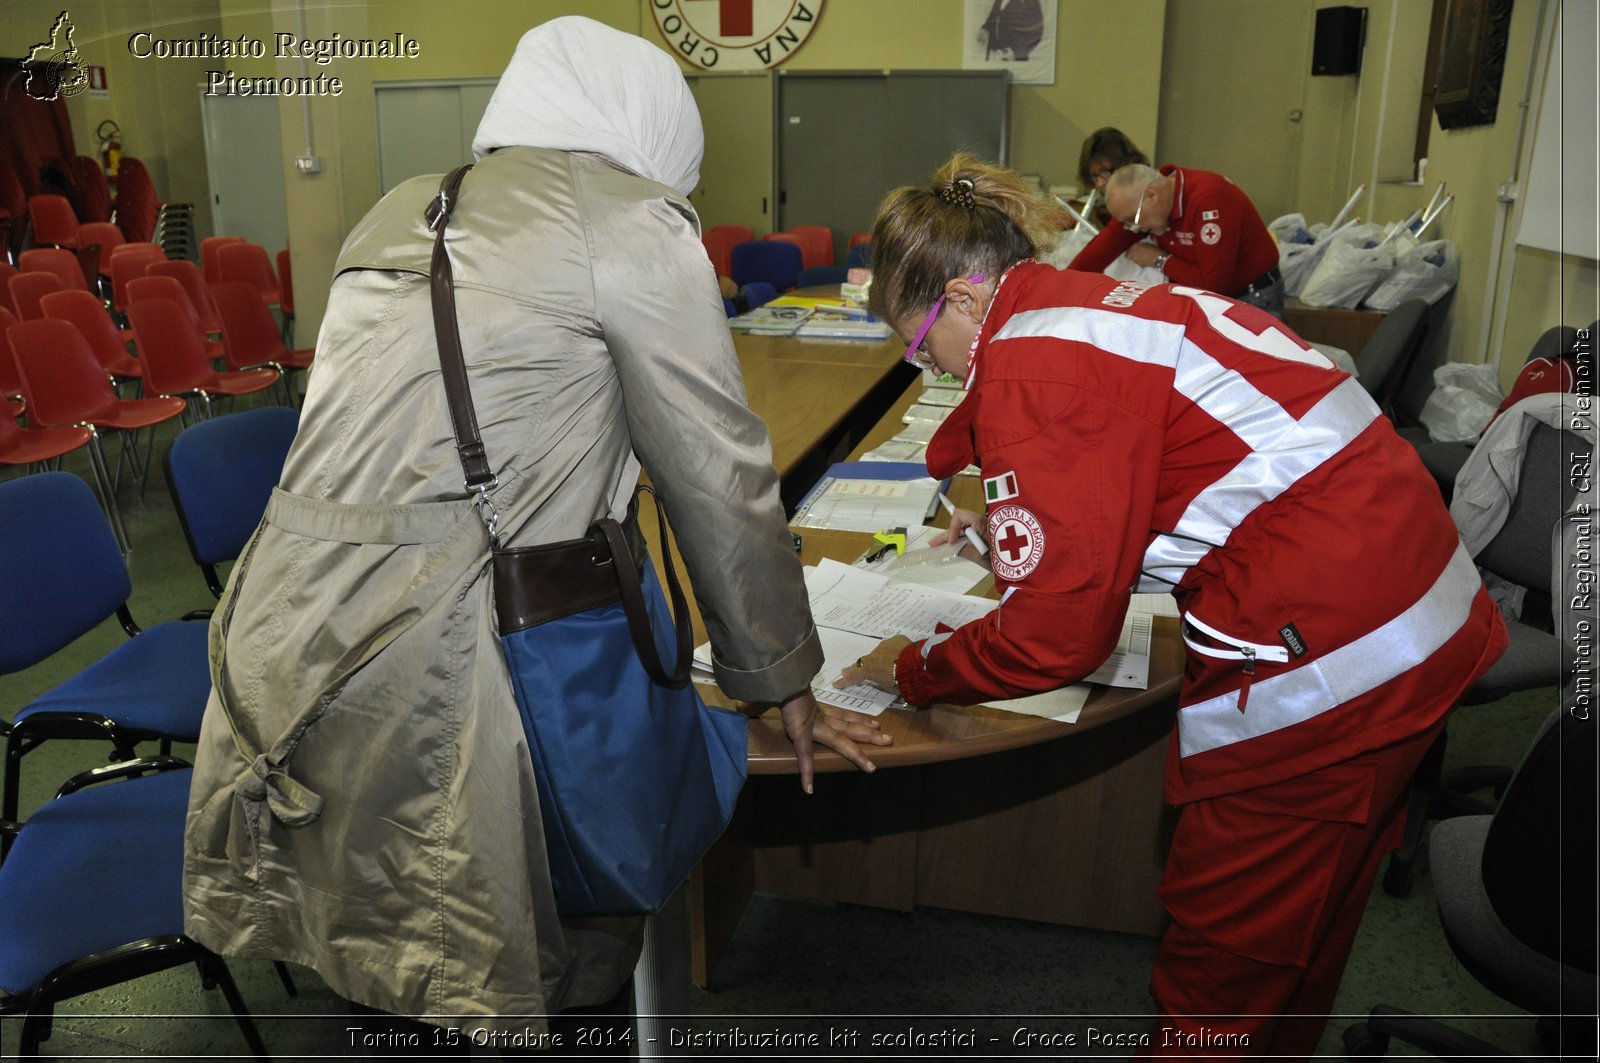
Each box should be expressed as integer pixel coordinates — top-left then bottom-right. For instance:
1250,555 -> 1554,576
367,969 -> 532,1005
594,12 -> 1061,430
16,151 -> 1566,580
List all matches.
853,255 -> 1506,1054
1069,162 -> 1285,318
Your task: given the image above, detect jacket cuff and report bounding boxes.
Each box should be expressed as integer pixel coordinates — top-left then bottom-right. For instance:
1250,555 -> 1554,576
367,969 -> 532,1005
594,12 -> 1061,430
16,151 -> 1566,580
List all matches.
712,623 -> 824,704
895,641 -> 940,707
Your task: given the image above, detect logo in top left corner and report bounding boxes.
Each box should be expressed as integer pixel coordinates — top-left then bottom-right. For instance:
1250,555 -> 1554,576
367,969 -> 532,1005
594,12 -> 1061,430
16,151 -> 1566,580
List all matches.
21,11 -> 89,101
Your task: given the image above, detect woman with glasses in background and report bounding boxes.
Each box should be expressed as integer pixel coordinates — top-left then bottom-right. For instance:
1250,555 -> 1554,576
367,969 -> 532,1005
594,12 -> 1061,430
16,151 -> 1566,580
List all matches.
839,152 -> 1506,1057
1076,126 -> 1148,226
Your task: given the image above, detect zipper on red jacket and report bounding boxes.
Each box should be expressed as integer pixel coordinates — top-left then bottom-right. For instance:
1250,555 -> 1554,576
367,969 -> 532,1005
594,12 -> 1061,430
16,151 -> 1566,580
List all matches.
1237,647 -> 1256,713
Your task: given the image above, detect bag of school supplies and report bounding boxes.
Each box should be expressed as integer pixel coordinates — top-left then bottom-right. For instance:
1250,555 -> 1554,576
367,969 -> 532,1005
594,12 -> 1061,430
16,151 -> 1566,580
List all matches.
1298,223 -> 1395,309
1365,239 -> 1458,311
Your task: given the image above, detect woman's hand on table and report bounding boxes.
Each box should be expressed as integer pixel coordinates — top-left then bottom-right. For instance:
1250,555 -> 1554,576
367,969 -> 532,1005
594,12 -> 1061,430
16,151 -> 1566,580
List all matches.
778,690 -> 891,794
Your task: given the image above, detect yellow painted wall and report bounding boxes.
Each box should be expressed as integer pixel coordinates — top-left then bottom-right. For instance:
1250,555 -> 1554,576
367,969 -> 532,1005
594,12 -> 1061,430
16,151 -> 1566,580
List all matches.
1159,0 -> 1597,388
17,0 -> 1585,376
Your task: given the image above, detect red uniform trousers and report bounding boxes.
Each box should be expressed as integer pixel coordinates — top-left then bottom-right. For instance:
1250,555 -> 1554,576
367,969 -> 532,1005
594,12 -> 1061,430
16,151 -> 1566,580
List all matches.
1141,721 -> 1444,1059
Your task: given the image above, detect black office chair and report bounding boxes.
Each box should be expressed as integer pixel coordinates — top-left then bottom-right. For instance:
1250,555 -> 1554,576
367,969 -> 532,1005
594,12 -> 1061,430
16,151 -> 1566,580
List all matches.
1413,324 -> 1580,500
1353,298 -> 1429,417
1384,420 -> 1587,897
1347,686 -> 1598,1059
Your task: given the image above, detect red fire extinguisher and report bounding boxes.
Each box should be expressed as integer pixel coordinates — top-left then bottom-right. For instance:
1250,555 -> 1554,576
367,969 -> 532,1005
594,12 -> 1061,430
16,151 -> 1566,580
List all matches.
97,119 -> 121,179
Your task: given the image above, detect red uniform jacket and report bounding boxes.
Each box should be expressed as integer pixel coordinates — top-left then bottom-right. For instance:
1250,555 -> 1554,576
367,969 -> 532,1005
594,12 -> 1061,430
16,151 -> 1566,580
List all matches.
897,264 -> 1506,801
1067,164 -> 1280,300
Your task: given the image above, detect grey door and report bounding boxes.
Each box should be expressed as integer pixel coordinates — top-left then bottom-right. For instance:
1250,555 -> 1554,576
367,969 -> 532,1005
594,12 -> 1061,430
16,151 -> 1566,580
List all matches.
776,71 -> 1009,264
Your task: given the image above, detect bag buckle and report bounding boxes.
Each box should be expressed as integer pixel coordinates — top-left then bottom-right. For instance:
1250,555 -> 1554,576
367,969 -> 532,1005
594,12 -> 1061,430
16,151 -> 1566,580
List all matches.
468,476 -> 500,548
426,188 -> 453,232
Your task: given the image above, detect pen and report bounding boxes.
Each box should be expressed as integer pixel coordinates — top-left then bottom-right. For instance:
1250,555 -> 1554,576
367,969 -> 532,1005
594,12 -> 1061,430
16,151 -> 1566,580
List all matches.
938,492 -> 989,556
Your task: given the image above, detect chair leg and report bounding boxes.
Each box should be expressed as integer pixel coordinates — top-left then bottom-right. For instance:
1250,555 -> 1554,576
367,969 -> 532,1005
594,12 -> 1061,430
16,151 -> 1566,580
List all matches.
1345,1004 -> 1512,1059
272,960 -> 298,998
197,953 -> 273,1063
18,1001 -> 54,1058
83,432 -> 131,554
1384,731 -> 1449,897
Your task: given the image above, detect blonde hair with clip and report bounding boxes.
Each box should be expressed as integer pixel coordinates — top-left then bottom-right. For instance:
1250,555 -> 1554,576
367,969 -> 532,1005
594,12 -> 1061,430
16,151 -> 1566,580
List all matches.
867,153 -> 1070,326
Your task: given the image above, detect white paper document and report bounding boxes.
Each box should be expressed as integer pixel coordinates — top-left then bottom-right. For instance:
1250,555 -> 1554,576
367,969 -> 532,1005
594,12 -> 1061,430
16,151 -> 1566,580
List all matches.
1083,611 -> 1153,689
804,558 -> 996,641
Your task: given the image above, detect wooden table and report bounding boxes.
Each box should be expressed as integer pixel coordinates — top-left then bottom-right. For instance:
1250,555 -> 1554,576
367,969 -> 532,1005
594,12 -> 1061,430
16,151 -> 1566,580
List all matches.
671,364 -> 1184,988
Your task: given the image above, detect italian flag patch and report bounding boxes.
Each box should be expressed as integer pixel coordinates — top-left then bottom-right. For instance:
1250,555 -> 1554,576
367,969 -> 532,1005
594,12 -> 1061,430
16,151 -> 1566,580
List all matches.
983,471 -> 1019,503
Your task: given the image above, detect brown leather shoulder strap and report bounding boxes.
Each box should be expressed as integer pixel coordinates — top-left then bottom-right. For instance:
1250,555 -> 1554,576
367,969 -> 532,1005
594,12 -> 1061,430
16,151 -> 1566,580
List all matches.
426,164 -> 495,491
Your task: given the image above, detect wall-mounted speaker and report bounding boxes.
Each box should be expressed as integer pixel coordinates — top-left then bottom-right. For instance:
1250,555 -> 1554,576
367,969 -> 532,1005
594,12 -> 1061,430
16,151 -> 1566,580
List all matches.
1312,6 -> 1367,76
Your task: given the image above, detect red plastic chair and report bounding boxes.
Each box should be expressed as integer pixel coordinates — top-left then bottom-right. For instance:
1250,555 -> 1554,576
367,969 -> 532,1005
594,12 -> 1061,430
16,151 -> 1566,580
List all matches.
127,275 -> 224,361
7,271 -> 65,321
847,232 -> 873,250
0,264 -> 16,316
0,306 -> 29,416
145,260 -> 221,334
0,400 -> 93,470
76,222 -> 125,287
215,242 -> 281,307
2,306 -> 95,468
72,155 -> 113,224
701,230 -> 735,278
790,225 -> 835,267
19,248 -> 92,294
707,224 -> 755,244
211,282 -> 314,378
113,158 -> 159,244
25,195 -> 79,249
201,236 -> 246,286
40,290 -> 143,384
125,299 -> 279,418
5,317 -> 188,541
275,248 -> 295,316
110,245 -> 166,315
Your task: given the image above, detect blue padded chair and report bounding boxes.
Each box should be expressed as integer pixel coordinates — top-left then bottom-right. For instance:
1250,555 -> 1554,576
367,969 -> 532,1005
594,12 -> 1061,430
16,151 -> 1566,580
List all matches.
845,242 -> 873,269
0,472 -> 211,837
739,281 -> 779,310
0,758 -> 271,1059
729,240 -> 802,292
796,265 -> 849,288
165,405 -> 298,598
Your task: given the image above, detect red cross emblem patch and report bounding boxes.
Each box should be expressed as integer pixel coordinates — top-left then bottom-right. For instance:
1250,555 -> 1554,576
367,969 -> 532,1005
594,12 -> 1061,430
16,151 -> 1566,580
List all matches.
988,504 -> 1045,581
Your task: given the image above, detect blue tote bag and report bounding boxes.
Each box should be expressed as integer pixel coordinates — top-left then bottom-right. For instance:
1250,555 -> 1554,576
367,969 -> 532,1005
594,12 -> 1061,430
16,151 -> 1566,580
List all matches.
428,167 -> 747,916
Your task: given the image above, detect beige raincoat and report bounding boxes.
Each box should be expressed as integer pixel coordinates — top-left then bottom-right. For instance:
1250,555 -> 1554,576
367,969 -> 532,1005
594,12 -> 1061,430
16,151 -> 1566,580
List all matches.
182,19 -> 821,1029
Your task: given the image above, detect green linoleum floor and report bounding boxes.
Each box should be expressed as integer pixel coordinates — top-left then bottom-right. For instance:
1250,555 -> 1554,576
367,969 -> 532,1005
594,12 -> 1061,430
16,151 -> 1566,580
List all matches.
1,419 -> 1564,1059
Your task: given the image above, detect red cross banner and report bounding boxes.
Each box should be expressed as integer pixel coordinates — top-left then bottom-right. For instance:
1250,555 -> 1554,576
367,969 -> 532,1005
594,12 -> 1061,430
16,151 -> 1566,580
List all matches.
650,0 -> 825,71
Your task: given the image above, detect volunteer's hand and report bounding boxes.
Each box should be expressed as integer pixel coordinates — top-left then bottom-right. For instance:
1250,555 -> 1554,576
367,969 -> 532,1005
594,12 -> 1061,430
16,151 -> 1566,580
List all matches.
778,690 -> 890,794
1126,242 -> 1163,268
834,635 -> 914,696
930,507 -> 986,559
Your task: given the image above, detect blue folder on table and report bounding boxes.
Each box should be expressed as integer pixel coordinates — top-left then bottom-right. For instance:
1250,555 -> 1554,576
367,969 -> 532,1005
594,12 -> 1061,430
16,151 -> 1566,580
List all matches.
791,462 -> 949,531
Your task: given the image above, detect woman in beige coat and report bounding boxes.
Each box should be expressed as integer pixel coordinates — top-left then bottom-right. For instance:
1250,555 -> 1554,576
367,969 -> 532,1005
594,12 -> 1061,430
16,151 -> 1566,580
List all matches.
182,16 -> 886,1037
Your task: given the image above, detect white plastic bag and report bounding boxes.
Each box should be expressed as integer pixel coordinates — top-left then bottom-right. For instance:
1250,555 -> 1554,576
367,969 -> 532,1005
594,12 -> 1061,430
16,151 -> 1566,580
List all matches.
1280,222 -> 1335,297
1418,362 -> 1503,443
1269,212 -> 1312,245
1364,240 -> 1459,310
1040,223 -> 1094,268
1298,223 -> 1395,309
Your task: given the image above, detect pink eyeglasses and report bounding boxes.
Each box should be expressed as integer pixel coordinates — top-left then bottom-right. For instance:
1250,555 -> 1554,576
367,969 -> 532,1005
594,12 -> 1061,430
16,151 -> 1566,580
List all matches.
904,273 -> 986,369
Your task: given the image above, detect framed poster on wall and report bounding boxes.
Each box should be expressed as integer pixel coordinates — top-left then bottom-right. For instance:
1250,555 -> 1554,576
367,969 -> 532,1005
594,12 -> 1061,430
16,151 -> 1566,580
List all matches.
963,0 -> 1057,86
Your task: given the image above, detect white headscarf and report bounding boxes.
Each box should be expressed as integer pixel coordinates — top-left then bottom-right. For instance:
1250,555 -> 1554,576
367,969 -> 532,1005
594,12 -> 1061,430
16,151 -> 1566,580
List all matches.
472,16 -> 703,197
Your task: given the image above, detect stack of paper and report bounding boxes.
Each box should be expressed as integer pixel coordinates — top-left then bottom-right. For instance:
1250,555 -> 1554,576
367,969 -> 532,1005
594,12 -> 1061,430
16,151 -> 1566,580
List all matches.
727,305 -> 811,335
790,461 -> 942,532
